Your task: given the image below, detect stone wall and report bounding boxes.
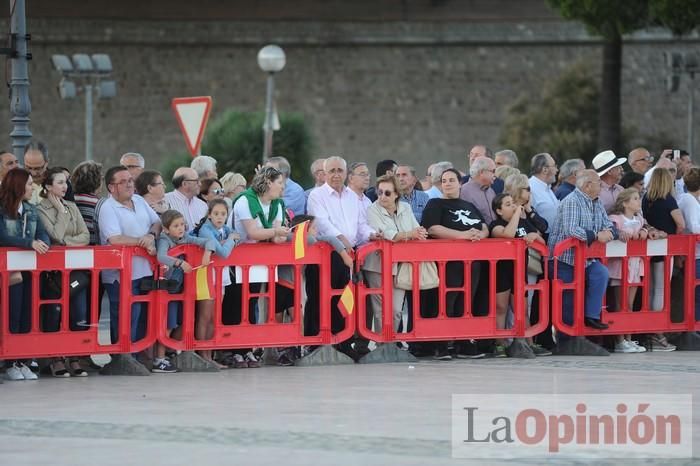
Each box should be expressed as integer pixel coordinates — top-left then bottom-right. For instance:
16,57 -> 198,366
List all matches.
0,13 -> 697,182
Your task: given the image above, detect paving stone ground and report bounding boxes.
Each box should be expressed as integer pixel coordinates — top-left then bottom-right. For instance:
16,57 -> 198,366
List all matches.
1,352 -> 699,465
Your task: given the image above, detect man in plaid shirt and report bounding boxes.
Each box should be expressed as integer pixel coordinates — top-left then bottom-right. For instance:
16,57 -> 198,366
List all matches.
547,169 -> 618,331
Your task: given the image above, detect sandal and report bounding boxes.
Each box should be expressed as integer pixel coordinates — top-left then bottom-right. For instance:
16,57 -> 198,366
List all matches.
69,359 -> 88,377
50,360 -> 71,378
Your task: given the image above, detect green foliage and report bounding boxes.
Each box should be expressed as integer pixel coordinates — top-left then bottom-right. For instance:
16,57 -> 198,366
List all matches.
202,110 -> 314,186
160,110 -> 314,189
546,0 -> 650,38
499,61 -> 600,172
650,0 -> 700,35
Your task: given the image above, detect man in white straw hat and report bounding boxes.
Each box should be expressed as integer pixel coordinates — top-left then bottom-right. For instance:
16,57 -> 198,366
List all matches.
592,150 -> 626,213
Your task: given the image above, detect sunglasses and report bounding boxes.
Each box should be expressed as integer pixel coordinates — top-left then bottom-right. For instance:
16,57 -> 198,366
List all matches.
377,189 -> 395,197
210,188 -> 225,195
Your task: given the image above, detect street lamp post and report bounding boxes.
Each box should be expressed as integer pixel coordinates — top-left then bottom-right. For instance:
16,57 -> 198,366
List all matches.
50,53 -> 116,161
257,45 -> 286,162
8,0 -> 32,164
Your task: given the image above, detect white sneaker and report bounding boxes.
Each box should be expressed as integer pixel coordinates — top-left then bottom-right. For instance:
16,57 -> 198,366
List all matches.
615,340 -> 637,353
629,340 -> 647,353
18,363 -> 38,380
5,363 -> 24,381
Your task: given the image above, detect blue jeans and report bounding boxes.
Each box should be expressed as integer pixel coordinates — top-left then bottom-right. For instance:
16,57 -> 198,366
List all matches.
551,260 -> 609,332
70,287 -> 88,330
9,280 -> 30,334
104,277 -> 150,344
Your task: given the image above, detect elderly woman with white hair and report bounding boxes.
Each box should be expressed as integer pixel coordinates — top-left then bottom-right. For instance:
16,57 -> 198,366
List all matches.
190,154 -> 218,180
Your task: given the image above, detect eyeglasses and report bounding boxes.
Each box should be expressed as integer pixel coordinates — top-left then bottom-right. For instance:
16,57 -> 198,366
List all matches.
210,188 -> 225,195
183,179 -> 200,184
327,168 -> 345,175
352,172 -> 370,177
521,187 -> 531,192
377,189 -> 395,197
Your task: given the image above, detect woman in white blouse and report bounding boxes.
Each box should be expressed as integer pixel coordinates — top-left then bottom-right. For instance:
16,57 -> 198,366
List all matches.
365,174 -> 428,333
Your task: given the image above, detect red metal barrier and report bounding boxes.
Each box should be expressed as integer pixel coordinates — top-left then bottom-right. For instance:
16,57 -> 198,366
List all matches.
155,241 -> 354,352
0,245 -> 159,359
354,239 -> 550,343
551,235 -> 695,336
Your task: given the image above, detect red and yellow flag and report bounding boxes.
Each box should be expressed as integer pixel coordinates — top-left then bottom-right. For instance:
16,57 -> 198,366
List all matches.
338,283 -> 354,316
293,220 -> 309,260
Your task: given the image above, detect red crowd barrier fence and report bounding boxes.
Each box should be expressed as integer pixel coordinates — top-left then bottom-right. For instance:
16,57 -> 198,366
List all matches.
551,235 -> 696,337
155,241 -> 354,352
0,245 -> 159,360
354,239 -> 550,344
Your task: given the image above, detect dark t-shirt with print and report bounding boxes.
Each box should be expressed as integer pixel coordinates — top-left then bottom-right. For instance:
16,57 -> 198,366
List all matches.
421,198 -> 485,232
421,198 -> 485,288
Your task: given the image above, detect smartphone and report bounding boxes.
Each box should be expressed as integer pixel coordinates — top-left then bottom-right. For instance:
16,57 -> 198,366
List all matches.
673,149 -> 680,161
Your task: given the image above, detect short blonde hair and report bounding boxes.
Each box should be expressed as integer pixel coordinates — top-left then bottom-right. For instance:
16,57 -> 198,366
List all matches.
495,165 -> 520,181
220,171 -> 246,193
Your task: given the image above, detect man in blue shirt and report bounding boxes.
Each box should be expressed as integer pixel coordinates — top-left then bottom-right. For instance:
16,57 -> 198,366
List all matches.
396,164 -> 429,223
548,169 -> 617,332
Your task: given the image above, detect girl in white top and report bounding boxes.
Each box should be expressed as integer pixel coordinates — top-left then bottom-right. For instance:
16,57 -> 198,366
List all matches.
608,188 -> 650,353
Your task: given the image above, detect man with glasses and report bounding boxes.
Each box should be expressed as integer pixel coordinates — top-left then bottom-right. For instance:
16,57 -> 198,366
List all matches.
347,162 -> 372,211
98,165 -> 161,346
307,156 -> 377,360
459,156 -> 497,224
120,152 -> 145,179
528,152 -> 560,233
627,147 -> 654,175
164,167 -> 207,233
23,140 -> 49,205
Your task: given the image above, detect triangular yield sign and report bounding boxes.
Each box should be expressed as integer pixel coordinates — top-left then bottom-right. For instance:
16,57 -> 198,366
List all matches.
171,96 -> 213,157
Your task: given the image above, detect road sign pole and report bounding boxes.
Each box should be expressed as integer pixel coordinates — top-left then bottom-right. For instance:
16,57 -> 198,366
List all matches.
262,73 -> 275,162
9,0 -> 32,164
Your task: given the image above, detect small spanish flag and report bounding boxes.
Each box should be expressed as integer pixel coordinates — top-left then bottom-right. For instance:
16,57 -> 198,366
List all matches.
195,266 -> 212,301
338,283 -> 354,316
293,220 -> 309,260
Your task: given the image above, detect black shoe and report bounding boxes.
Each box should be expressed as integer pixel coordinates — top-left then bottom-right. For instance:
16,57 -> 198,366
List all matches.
584,318 -> 609,330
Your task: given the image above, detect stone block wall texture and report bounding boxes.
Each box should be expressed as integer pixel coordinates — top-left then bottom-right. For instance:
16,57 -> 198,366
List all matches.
0,12 -> 697,183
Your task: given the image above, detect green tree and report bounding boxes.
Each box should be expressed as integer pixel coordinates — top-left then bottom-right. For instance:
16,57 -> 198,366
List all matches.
546,0 -> 700,153
160,110 -> 314,188
546,0 -> 648,154
203,110 -> 314,186
500,61 -> 600,171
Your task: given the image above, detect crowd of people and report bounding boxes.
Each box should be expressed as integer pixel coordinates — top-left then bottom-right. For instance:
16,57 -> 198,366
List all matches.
0,141 -> 697,381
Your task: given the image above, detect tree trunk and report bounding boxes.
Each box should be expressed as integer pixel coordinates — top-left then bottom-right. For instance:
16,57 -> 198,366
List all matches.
597,33 -> 622,153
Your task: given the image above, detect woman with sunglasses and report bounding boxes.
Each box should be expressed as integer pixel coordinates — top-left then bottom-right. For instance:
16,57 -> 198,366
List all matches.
198,178 -> 225,204
365,174 -> 428,335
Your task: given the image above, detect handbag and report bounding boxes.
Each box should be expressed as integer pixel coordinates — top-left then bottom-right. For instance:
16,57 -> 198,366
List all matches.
394,261 -> 439,290
527,248 -> 543,276
41,270 -> 91,299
